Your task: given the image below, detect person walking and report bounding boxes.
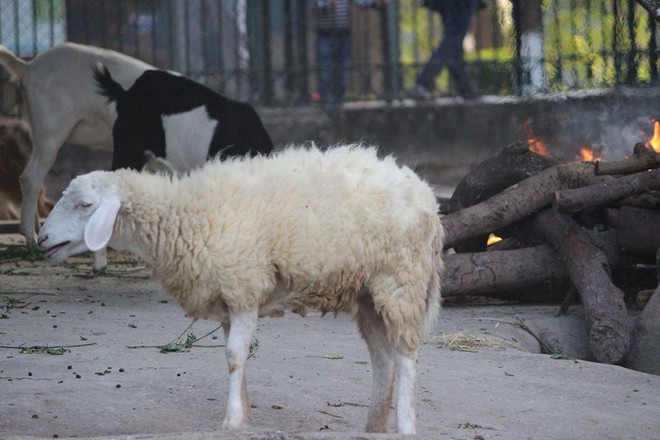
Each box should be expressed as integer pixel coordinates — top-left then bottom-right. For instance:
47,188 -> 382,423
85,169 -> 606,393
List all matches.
408,0 -> 480,101
314,0 -> 385,109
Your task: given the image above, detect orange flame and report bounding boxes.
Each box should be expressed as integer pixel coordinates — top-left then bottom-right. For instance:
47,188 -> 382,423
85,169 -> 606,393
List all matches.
580,148 -> 594,162
578,147 -> 602,162
524,118 -> 548,156
646,119 -> 660,152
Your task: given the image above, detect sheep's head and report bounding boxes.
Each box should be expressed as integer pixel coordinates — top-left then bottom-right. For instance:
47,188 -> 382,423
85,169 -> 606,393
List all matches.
37,171 -> 121,262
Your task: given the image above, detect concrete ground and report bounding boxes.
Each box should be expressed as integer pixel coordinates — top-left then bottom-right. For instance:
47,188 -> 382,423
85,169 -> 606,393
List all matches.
1,234 -> 659,440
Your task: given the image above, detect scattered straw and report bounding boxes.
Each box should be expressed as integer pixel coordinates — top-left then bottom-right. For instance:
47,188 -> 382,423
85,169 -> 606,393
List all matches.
428,332 -> 524,352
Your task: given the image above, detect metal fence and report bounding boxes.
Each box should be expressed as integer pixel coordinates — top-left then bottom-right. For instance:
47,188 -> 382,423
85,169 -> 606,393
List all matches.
0,0 -> 658,109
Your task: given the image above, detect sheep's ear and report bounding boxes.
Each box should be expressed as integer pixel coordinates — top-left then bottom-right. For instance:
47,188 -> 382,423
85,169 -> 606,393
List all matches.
84,197 -> 121,252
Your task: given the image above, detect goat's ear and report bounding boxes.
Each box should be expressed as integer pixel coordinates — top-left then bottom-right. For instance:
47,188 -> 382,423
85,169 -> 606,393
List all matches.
84,196 -> 121,252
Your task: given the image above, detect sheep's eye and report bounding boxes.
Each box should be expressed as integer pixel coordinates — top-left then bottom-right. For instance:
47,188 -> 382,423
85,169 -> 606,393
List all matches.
77,202 -> 92,209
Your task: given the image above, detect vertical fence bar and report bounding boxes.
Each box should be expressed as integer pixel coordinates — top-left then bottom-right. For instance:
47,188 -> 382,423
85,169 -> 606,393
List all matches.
235,0 -> 245,99
511,0 -> 522,94
49,0 -> 54,47
626,0 -> 636,84
216,0 -> 224,89
297,0 -> 309,104
585,0 -> 594,85
150,0 -> 157,65
117,0 -> 124,53
13,1 -> 20,53
32,0 -> 37,54
385,0 -> 400,100
612,0 -> 621,84
284,0 -> 293,100
569,0 -> 578,87
200,0 -> 207,78
261,1 -> 273,105
552,0 -> 562,91
648,7 -> 658,84
184,0 -> 191,74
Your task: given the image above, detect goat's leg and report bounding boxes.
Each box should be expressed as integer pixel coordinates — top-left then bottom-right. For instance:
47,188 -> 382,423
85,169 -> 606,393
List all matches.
20,144 -> 59,247
222,308 -> 258,430
356,295 -> 396,433
19,116 -> 71,248
395,349 -> 418,434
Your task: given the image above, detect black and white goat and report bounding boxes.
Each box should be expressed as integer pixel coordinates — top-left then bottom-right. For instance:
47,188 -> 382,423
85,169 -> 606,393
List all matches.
93,66 -> 274,173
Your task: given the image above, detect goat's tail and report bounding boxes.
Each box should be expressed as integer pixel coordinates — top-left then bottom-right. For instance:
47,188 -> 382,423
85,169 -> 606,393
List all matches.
92,63 -> 125,103
0,46 -> 27,84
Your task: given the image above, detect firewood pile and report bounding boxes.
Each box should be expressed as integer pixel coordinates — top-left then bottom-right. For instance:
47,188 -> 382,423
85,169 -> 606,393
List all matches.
439,141 -> 660,365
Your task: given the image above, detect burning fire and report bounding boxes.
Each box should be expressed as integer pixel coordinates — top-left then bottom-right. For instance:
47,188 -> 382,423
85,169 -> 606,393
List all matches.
580,148 -> 595,162
645,119 -> 660,153
486,233 -> 502,246
578,147 -> 603,162
524,118 -> 548,156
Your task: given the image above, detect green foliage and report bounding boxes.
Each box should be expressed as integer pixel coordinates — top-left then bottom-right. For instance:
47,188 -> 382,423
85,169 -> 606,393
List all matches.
159,331 -> 197,353
0,244 -> 43,262
20,346 -> 69,355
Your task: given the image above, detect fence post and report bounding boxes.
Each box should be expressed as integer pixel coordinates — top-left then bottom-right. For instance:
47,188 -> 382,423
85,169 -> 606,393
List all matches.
384,1 -> 400,101
512,0 -> 547,95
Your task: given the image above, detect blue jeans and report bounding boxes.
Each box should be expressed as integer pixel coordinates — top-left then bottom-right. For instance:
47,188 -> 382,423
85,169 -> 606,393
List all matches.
416,0 -> 478,90
317,30 -> 350,108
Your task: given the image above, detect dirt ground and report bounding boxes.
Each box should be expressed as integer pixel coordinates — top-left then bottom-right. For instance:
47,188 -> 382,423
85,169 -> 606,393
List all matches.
1,233 -> 659,440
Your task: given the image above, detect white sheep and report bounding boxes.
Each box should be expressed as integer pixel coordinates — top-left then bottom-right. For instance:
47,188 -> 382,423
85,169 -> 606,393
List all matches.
0,42 -> 153,271
36,145 -> 444,434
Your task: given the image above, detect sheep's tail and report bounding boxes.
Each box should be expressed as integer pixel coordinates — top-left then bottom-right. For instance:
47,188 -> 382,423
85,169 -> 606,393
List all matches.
92,63 -> 125,103
421,218 -> 444,339
0,46 -> 27,84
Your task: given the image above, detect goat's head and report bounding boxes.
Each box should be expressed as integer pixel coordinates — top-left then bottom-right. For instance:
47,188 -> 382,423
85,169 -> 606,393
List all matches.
37,171 -> 121,262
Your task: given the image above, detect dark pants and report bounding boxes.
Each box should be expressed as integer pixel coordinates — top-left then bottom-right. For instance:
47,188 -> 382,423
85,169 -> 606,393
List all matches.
317,30 -> 350,108
416,0 -> 478,95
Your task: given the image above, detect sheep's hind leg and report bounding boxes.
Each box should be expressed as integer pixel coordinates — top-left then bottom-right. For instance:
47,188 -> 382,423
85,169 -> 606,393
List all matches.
222,309 -> 258,430
356,295 -> 396,433
395,349 -> 418,434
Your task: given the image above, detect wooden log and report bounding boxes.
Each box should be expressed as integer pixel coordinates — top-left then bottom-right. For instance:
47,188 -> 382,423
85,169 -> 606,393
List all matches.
441,161 -> 608,250
448,143 -> 557,252
595,143 -> 660,175
553,168 -> 660,213
442,230 -> 620,298
534,208 -> 631,364
616,206 -> 660,256
442,244 -> 566,297
449,143 -> 558,213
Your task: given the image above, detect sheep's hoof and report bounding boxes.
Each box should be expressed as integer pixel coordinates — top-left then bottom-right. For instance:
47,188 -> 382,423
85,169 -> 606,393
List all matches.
222,409 -> 252,430
221,417 -> 251,430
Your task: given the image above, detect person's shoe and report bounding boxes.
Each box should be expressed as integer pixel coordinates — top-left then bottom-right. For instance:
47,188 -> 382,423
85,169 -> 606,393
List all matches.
407,84 -> 433,101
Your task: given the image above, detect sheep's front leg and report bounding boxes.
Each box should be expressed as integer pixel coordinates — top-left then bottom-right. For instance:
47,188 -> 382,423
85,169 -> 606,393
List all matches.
92,248 -> 108,274
222,308 -> 258,430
